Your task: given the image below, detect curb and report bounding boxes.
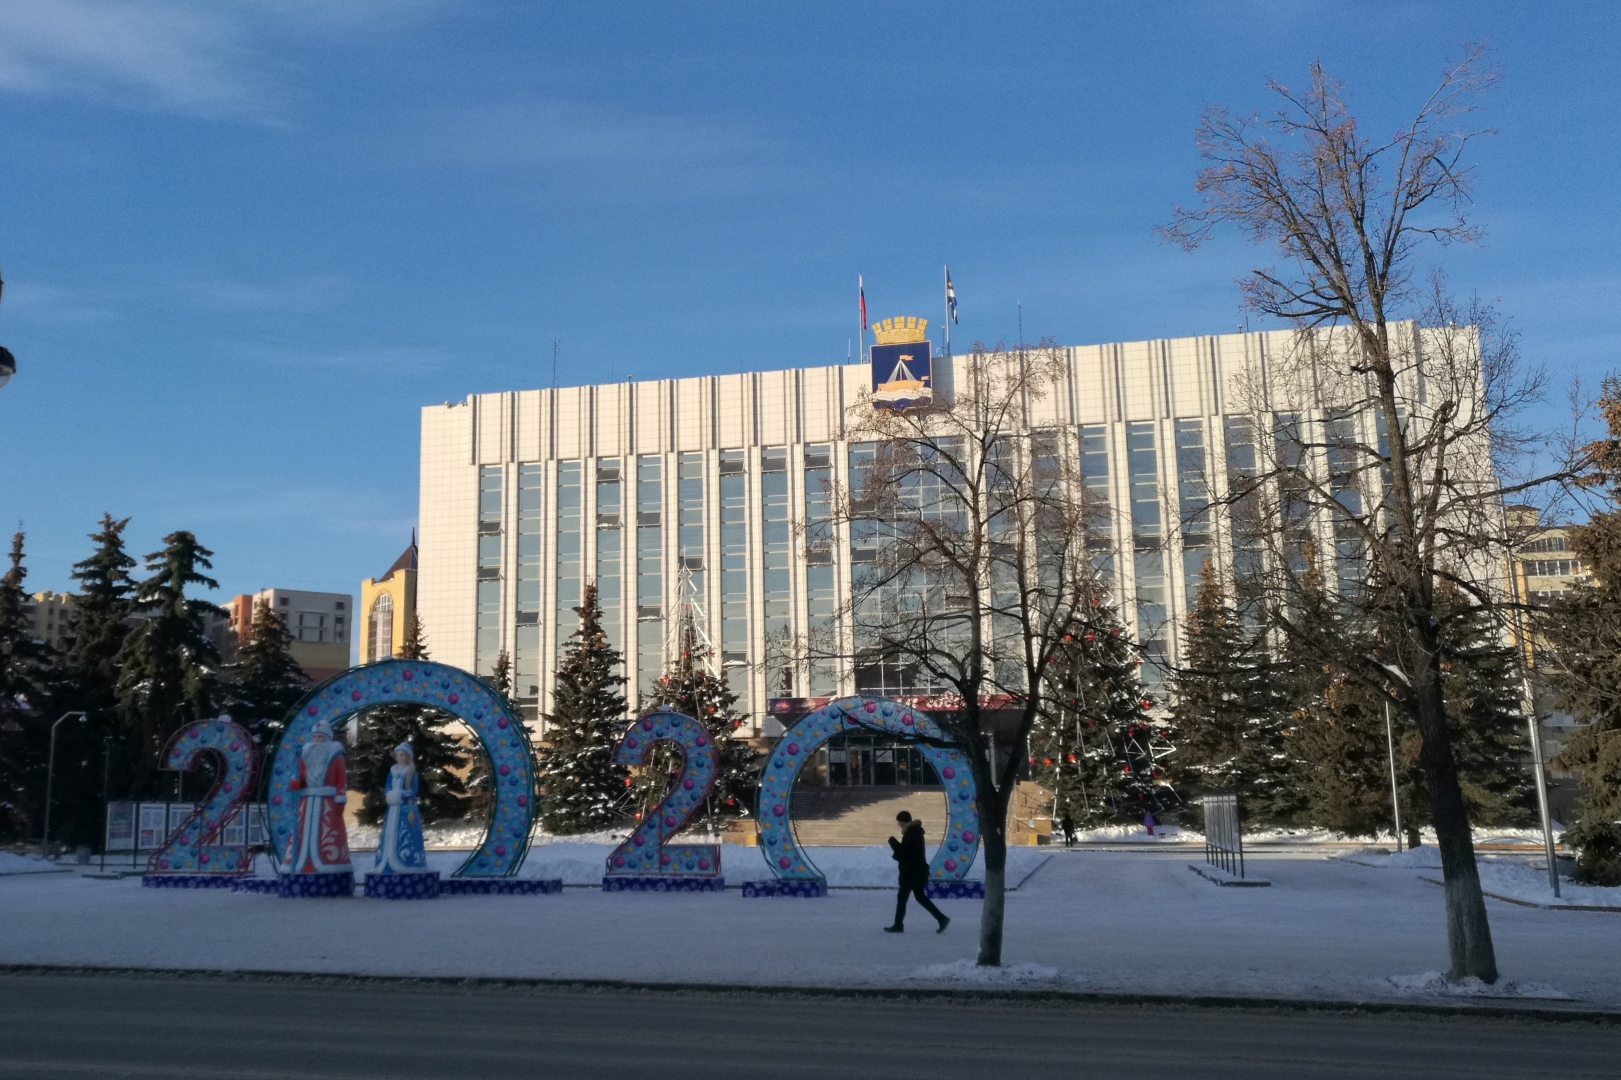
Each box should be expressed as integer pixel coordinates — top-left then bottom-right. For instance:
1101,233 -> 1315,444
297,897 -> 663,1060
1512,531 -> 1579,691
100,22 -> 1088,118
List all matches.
0,963 -> 1614,1024
1416,876 -> 1621,913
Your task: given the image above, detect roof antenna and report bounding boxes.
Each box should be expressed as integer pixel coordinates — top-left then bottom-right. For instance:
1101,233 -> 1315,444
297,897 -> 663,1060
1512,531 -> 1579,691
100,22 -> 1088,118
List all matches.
552,338 -> 559,391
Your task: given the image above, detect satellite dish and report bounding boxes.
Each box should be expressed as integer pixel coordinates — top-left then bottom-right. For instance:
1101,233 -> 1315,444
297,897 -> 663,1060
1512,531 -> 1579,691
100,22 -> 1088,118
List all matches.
0,345 -> 13,389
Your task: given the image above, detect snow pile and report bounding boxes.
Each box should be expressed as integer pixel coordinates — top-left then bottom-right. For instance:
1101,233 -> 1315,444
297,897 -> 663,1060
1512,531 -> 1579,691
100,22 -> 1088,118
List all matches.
0,853 -> 60,875
1475,860 -> 1621,910
908,959 -> 1068,985
1387,972 -> 1571,1000
1071,823 -> 1187,843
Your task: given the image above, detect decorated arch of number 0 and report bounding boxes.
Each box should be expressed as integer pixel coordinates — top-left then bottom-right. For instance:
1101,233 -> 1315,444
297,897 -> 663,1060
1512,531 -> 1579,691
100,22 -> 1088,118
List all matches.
265,660 -> 538,880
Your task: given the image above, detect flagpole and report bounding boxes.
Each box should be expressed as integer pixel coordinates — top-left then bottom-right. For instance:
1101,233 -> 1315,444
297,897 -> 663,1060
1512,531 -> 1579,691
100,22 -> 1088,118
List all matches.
943,265 -> 951,362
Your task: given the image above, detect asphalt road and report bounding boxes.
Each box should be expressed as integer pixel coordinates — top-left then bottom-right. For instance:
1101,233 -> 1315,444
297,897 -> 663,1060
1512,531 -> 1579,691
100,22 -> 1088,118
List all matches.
0,972 -> 1615,1079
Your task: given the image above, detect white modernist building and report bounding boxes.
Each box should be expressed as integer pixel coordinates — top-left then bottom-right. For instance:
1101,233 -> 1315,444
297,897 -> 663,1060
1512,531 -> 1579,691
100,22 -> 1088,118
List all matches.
417,323 -> 1437,736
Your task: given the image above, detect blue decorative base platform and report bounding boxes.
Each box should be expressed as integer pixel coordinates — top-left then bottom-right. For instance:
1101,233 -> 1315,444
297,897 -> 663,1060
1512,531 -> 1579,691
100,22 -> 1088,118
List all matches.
364,871 -> 441,899
231,878 -> 281,894
141,873 -> 247,889
602,875 -> 726,893
441,877 -> 563,896
926,880 -> 985,900
741,878 -> 827,898
278,871 -> 355,898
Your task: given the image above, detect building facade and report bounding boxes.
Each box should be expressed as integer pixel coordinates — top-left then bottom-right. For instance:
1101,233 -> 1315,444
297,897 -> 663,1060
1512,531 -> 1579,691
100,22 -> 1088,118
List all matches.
224,588 -> 354,684
23,591 -> 75,652
360,538 -> 418,663
422,324 -> 1430,736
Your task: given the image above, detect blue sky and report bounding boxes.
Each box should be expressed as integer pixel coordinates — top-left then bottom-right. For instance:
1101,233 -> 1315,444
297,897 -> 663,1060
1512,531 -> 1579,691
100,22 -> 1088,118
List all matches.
0,1 -> 1616,616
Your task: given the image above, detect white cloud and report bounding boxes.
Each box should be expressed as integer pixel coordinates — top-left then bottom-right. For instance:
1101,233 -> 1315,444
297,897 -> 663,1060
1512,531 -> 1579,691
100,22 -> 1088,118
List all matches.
0,0 -> 432,120
417,98 -> 789,201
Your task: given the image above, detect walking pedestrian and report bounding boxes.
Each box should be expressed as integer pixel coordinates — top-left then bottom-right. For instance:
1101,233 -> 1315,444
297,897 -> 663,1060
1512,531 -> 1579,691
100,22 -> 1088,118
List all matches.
884,811 -> 949,934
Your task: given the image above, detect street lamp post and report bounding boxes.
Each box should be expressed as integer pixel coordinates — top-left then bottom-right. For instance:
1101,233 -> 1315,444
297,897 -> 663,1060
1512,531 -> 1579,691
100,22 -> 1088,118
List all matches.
42,711 -> 87,855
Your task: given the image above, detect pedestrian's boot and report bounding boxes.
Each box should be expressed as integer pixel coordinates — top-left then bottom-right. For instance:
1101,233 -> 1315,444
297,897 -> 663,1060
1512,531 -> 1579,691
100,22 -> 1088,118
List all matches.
936,916 -> 950,934
883,924 -> 903,933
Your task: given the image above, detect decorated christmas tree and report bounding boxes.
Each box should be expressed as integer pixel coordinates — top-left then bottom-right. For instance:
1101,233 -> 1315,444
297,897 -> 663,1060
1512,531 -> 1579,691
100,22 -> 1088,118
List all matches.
641,616 -> 760,832
351,613 -> 473,826
536,584 -> 631,834
1033,590 -> 1177,829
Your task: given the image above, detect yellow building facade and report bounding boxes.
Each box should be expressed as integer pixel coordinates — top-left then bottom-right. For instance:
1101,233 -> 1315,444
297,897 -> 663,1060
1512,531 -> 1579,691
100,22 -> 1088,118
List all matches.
360,537 -> 418,663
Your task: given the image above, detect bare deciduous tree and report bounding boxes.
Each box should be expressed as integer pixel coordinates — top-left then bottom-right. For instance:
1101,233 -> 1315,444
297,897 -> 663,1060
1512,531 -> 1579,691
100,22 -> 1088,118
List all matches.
1163,47 -> 1575,982
818,342 -> 1104,966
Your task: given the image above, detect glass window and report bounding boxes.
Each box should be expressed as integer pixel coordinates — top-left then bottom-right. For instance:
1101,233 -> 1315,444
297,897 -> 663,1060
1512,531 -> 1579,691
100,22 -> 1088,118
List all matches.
475,465 -> 503,675
805,445 -> 837,695
635,455 -> 664,701
1127,421 -> 1160,539
514,464 -> 544,699
720,449 -> 749,714
762,448 -> 792,696
1175,418 -> 1210,604
556,462 -> 583,660
368,593 -> 393,662
597,458 -> 623,658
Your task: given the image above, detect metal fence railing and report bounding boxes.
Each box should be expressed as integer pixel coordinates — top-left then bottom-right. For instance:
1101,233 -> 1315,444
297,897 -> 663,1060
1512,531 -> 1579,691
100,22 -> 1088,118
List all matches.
1201,794 -> 1245,879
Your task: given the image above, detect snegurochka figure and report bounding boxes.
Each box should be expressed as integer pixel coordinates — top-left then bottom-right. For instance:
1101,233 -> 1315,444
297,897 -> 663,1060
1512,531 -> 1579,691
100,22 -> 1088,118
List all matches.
374,741 -> 428,874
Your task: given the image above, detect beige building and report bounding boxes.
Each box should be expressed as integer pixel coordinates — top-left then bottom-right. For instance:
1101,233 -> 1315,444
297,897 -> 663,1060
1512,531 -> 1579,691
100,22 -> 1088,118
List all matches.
360,538 -> 418,663
224,588 -> 354,684
415,322 -> 1463,737
1508,507 -> 1593,818
23,591 -> 75,651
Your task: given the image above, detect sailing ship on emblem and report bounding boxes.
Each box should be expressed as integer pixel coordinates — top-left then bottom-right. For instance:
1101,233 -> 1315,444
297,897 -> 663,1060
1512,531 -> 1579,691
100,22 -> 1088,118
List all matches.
869,316 -> 934,411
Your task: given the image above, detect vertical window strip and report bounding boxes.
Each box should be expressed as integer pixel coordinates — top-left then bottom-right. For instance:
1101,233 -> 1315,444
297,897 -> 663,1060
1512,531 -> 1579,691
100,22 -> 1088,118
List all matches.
1175,418 -> 1211,606
1080,423 -> 1114,581
514,463 -> 543,699
555,461 -> 582,660
635,455 -> 663,703
719,449 -> 750,715
475,465 -> 503,675
761,448 -> 792,697
804,443 -> 837,696
596,458 -> 623,659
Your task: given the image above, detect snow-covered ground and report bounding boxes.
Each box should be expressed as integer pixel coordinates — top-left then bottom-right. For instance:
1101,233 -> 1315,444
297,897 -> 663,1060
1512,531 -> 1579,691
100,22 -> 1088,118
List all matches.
1340,846 -> 1621,910
3,849 -> 1617,1008
331,843 -> 1051,889
1072,823 -> 1565,847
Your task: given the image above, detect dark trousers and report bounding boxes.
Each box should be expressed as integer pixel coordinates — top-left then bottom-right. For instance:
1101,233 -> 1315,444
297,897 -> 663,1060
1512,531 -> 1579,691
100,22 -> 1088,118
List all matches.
894,879 -> 946,928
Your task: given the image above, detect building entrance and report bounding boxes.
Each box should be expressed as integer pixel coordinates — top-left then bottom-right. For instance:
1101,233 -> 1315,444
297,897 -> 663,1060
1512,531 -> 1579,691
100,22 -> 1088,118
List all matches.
818,733 -> 939,788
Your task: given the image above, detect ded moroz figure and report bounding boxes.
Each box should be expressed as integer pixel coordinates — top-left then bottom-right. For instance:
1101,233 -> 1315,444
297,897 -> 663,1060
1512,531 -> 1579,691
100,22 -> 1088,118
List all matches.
283,719 -> 353,878
374,742 -> 427,874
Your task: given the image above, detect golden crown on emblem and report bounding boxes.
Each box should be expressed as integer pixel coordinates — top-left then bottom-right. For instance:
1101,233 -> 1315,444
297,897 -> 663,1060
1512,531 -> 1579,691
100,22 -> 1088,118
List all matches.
871,316 -> 929,345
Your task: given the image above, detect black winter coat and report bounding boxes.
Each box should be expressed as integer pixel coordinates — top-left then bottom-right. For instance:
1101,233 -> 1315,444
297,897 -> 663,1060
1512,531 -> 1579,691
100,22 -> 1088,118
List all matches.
889,820 -> 929,886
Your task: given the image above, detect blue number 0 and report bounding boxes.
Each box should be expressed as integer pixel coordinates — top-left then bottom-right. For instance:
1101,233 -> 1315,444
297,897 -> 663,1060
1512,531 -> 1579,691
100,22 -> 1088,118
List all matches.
756,696 -> 980,884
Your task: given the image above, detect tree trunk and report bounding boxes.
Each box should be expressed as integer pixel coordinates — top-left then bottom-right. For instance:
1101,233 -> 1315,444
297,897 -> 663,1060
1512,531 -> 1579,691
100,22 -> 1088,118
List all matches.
976,785 -> 1009,966
1413,655 -> 1498,983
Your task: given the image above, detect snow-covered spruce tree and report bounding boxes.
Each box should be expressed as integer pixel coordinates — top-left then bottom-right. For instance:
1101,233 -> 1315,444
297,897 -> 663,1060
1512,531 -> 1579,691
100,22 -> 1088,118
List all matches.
113,531 -> 223,798
47,515 -> 139,844
351,613 -> 473,826
641,618 -> 760,832
489,649 -> 513,700
1167,559 -> 1297,826
0,533 -> 57,841
1033,591 -> 1174,828
537,584 -> 630,834
221,599 -> 308,746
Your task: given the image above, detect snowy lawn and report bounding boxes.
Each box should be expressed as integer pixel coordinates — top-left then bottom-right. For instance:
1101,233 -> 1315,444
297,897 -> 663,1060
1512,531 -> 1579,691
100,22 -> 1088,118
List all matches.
3,850 -> 1617,1007
1341,847 -> 1621,910
0,853 -> 61,876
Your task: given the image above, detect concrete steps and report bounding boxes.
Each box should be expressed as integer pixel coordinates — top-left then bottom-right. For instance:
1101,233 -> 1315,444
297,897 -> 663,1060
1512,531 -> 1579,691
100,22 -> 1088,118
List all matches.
789,786 -> 949,846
